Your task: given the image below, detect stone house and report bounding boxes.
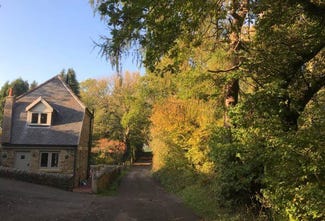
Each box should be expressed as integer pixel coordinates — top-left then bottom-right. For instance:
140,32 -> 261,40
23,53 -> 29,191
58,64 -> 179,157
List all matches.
0,75 -> 93,187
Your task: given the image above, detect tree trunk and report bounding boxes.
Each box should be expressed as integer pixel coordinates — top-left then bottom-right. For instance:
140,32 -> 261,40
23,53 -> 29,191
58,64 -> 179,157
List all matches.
223,0 -> 249,127
224,79 -> 239,127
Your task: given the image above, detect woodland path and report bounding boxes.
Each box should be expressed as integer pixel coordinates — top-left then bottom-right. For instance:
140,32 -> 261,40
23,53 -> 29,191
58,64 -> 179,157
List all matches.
0,161 -> 200,221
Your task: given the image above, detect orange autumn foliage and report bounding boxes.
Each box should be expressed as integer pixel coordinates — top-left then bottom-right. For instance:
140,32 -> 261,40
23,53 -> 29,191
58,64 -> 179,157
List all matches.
92,138 -> 126,154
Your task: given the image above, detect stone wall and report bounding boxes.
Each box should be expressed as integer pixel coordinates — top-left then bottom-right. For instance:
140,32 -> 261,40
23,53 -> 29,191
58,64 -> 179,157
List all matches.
0,149 -> 14,167
90,165 -> 122,193
0,166 -> 74,190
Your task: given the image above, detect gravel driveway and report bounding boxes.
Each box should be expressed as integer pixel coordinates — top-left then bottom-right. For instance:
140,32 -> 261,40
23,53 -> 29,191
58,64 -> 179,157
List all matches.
0,165 -> 200,221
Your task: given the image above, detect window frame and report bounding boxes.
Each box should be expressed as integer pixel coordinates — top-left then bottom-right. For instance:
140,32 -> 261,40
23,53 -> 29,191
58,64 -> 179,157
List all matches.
25,97 -> 53,127
39,152 -> 59,169
27,112 -> 51,126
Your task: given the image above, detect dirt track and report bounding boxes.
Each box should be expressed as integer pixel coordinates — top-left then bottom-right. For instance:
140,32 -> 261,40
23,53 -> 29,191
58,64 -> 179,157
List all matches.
0,165 -> 200,221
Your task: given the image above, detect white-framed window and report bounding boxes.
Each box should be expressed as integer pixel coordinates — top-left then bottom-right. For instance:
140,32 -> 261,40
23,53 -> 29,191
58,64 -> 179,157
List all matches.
26,97 -> 53,127
30,112 -> 50,125
40,152 -> 59,168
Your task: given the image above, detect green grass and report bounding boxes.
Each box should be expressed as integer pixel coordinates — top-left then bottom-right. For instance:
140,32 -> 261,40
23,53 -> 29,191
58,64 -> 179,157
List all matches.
179,184 -> 264,221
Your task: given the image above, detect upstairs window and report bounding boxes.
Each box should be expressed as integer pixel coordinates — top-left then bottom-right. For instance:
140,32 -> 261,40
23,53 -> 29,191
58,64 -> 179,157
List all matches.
31,113 -> 39,124
41,113 -> 47,124
25,97 -> 53,127
30,112 -> 49,125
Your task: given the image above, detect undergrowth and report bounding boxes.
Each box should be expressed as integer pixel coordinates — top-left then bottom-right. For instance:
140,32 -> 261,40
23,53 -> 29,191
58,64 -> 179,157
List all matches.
154,170 -> 267,221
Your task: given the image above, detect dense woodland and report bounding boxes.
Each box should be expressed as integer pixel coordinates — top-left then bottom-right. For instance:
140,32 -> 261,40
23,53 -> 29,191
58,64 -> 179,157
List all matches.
0,0 -> 324,220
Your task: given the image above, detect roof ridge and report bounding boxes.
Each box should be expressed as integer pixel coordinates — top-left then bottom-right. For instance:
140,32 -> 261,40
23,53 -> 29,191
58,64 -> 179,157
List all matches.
16,75 -> 60,100
16,75 -> 87,110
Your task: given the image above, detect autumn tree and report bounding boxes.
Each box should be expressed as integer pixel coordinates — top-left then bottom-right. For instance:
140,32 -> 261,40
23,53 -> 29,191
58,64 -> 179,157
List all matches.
80,72 -> 150,163
90,0 -> 255,126
108,72 -> 150,162
90,0 -> 325,219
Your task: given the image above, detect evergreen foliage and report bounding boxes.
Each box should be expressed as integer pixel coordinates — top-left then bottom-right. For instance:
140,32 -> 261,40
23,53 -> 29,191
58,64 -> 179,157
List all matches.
0,78 -> 30,125
60,68 -> 81,97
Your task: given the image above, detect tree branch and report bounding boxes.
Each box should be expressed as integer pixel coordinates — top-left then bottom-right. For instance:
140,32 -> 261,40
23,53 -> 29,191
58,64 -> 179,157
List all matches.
208,63 -> 241,74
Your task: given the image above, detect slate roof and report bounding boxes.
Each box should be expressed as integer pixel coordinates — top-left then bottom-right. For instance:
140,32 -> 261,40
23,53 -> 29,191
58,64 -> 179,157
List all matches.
10,75 -> 87,146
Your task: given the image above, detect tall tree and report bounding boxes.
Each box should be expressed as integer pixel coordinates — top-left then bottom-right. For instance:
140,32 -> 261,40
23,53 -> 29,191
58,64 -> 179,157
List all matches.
91,0 -> 253,126
29,80 -> 38,90
249,0 -> 325,131
10,78 -> 29,97
80,72 -> 150,162
108,72 -> 150,162
90,0 -> 325,219
0,78 -> 30,125
60,68 -> 80,97
80,78 -> 111,140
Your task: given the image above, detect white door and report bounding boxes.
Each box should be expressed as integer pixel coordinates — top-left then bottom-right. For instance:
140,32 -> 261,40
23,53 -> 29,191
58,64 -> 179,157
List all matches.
14,152 -> 31,171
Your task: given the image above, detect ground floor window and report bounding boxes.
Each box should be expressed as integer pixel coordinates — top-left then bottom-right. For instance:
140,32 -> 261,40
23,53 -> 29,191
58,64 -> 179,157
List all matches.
40,152 -> 59,168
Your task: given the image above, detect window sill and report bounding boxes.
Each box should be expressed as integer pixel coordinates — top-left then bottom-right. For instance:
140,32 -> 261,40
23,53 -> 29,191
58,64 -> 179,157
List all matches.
28,124 -> 51,128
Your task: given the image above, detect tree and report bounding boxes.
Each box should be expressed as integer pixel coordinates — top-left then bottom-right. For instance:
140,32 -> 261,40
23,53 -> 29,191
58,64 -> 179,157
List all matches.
10,78 -> 29,97
29,80 -> 38,90
108,72 -> 150,162
237,1 -> 325,219
0,78 -> 29,125
80,78 -> 111,140
91,0 -> 253,126
248,0 -> 325,131
80,72 -> 151,162
60,68 -> 80,97
90,0 -> 325,219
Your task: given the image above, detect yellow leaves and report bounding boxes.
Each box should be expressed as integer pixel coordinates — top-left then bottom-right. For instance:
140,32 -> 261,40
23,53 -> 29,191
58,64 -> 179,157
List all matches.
150,97 -> 216,174
151,97 -> 214,141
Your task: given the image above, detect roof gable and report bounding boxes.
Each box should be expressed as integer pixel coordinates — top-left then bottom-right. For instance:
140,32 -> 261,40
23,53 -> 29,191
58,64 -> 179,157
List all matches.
25,97 -> 53,112
17,75 -> 86,110
10,75 -> 88,146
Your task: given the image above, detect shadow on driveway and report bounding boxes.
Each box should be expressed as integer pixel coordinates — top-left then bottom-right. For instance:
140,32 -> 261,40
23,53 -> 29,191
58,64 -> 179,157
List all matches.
0,165 -> 200,221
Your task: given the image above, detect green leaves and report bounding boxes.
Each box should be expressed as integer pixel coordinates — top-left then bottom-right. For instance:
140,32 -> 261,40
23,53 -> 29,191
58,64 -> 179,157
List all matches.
89,0 -> 325,219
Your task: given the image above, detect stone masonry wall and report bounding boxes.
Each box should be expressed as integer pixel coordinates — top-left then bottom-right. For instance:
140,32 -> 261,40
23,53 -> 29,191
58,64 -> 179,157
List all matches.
74,111 -> 92,186
0,166 -> 74,190
0,149 -> 14,167
90,165 -> 122,193
0,148 -> 75,175
74,147 -> 89,186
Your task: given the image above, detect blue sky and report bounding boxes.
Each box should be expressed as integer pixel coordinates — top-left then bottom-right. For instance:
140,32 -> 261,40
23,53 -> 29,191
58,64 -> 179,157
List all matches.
0,0 -> 142,88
